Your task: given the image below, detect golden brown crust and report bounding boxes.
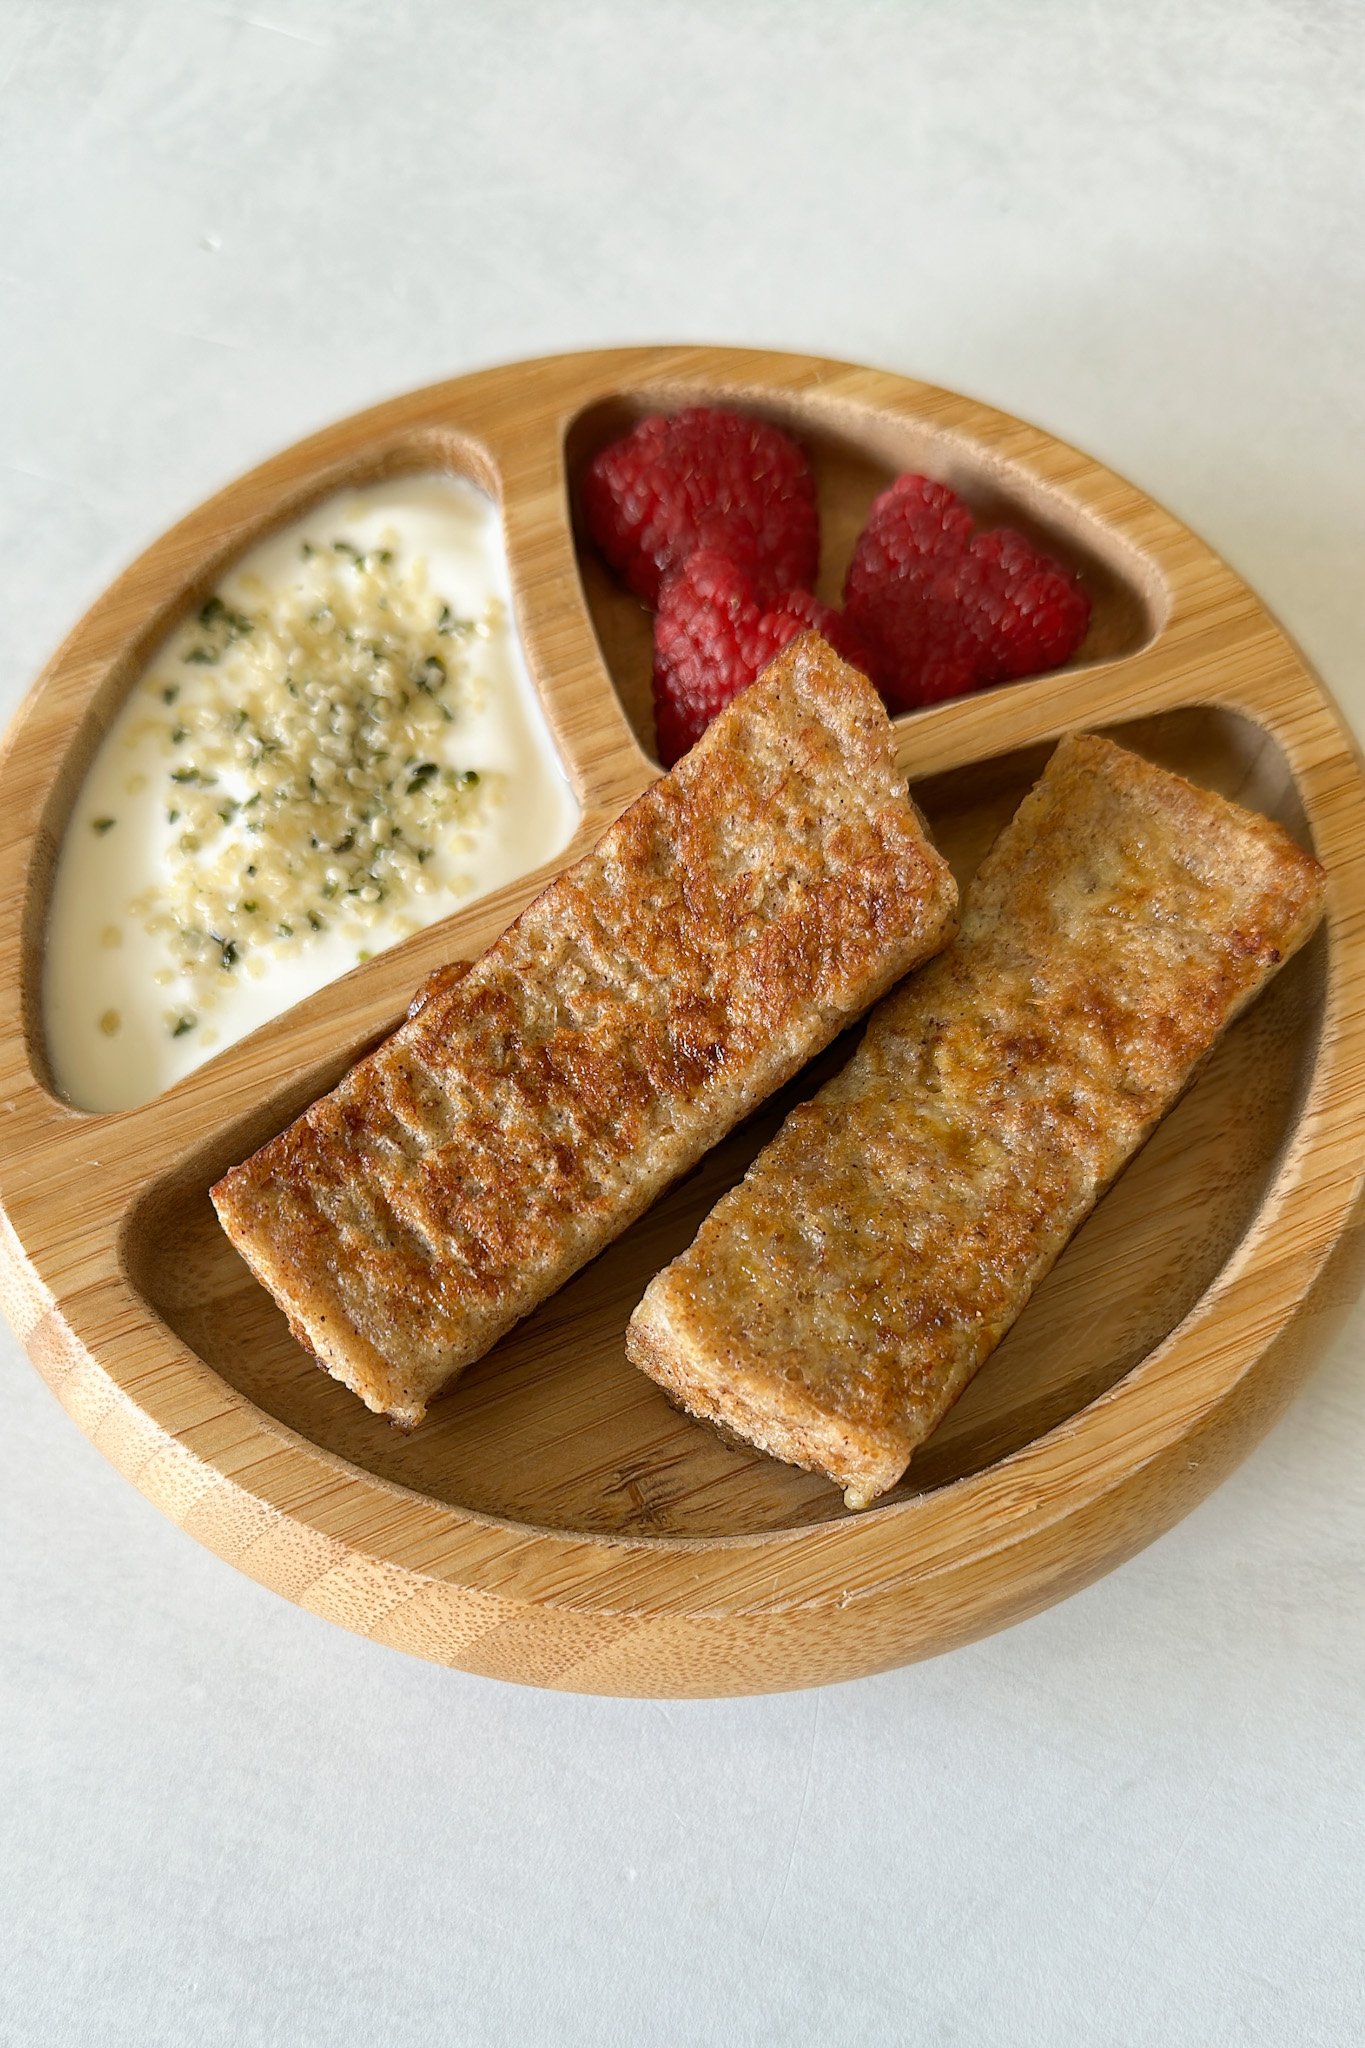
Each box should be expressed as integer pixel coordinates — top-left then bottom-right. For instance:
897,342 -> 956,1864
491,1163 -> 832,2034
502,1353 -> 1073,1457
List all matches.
211,634 -> 959,1424
405,960 -> 470,1018
626,733 -> 1328,1508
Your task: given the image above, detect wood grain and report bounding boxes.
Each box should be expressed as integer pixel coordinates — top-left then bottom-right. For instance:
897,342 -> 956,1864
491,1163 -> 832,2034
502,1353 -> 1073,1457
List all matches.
2,346 -> 1363,1697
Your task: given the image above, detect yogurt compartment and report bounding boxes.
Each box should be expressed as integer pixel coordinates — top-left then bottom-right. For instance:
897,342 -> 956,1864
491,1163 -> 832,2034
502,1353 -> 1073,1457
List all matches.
45,474 -> 580,1111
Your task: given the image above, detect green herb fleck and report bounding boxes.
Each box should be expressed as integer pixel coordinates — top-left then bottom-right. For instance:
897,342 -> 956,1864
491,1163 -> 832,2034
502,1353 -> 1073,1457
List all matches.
184,596 -> 253,665
92,816 -> 116,835
172,1015 -> 197,1039
198,595 -> 253,637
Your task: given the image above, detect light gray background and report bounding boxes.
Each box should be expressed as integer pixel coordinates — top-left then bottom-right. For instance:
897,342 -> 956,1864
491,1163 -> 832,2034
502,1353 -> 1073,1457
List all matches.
2,4 -> 1363,2044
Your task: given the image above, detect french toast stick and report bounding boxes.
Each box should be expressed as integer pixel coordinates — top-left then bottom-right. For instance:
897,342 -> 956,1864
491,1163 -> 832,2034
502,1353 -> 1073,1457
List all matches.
212,634 -> 959,1423
626,733 -> 1326,1507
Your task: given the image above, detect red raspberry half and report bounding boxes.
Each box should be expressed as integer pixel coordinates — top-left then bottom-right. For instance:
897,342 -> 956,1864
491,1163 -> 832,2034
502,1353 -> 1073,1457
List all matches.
844,474 -> 1090,710
651,551 -> 841,766
820,606 -> 885,683
582,407 -> 819,607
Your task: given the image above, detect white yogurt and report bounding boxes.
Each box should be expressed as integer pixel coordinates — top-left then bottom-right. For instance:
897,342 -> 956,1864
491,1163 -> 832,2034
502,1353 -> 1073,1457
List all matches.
45,475 -> 580,1111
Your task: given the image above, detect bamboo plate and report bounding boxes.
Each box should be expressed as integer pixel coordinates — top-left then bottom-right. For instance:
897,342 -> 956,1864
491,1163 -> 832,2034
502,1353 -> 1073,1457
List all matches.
3,346 -> 1365,1698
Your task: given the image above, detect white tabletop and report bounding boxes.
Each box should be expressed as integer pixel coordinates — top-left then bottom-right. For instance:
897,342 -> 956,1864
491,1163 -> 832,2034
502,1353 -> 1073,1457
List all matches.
3,5 -> 1363,2044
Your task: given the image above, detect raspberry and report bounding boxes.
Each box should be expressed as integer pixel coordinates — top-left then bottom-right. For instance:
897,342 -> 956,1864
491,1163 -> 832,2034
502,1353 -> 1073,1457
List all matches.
582,408 -> 819,607
651,552 -> 838,765
847,474 -> 974,576
820,607 -> 884,682
844,474 -> 1090,710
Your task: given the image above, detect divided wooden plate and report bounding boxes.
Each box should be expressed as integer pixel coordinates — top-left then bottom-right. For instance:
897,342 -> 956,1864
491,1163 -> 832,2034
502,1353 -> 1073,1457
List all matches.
3,346 -> 1364,1697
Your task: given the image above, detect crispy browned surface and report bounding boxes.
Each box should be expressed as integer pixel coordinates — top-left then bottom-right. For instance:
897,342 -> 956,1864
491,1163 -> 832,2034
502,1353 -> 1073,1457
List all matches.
211,634 -> 958,1424
406,960 -> 469,1018
627,733 -> 1328,1508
